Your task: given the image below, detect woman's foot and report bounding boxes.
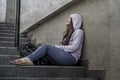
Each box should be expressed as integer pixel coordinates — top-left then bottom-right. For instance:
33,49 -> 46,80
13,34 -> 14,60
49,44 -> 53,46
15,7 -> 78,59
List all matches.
10,57 -> 34,65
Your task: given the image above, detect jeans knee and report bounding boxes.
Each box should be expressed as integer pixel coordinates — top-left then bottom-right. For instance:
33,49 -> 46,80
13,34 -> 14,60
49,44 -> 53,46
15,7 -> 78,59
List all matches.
41,44 -> 51,49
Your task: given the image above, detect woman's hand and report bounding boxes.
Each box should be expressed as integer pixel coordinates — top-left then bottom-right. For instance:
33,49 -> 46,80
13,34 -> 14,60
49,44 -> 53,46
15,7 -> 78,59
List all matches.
54,45 -> 60,48
54,45 -> 64,50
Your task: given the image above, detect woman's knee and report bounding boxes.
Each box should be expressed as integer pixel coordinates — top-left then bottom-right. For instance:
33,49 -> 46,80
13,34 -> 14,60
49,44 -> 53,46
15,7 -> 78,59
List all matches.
41,44 -> 52,49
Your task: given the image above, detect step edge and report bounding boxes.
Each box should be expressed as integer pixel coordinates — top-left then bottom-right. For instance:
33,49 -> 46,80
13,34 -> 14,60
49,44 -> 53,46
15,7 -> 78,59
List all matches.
0,77 -> 98,80
0,37 -> 29,39
0,65 -> 85,69
0,55 -> 19,57
0,41 -> 29,43
0,46 -> 17,49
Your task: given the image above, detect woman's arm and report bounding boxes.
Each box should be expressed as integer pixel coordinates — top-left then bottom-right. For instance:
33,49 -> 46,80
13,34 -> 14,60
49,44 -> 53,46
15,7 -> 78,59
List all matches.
55,30 -> 83,52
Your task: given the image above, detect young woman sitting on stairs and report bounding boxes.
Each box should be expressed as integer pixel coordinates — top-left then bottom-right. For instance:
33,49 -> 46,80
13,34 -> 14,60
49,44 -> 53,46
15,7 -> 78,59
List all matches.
10,14 -> 84,66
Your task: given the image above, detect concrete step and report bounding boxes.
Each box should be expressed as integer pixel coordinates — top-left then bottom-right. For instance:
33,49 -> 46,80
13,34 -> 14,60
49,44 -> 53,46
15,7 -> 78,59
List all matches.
0,54 -> 88,66
0,23 -> 14,27
0,30 -> 15,33
0,55 -> 20,65
0,37 -> 30,42
0,41 -> 29,47
0,47 -> 19,55
0,78 -> 98,80
0,33 -> 26,37
0,22 -> 13,24
0,41 -> 16,47
0,65 -> 85,78
0,26 -> 14,30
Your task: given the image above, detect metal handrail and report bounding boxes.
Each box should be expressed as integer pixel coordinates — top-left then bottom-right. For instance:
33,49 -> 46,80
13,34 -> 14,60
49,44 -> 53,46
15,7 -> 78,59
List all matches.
15,0 -> 21,47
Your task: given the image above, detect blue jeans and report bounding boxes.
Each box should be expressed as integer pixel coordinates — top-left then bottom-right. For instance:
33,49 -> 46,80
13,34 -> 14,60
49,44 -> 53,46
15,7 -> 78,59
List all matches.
26,44 -> 76,65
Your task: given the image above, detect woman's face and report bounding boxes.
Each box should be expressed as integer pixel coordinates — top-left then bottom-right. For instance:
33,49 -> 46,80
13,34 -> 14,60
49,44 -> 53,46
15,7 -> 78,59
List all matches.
66,17 -> 72,26
66,17 -> 73,30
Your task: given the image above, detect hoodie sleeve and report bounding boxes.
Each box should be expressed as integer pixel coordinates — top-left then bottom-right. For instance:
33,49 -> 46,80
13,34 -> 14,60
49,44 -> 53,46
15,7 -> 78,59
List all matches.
55,30 -> 83,52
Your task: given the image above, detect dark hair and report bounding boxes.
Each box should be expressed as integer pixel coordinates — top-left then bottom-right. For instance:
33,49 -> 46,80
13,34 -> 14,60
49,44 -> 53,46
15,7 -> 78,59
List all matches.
62,18 -> 74,45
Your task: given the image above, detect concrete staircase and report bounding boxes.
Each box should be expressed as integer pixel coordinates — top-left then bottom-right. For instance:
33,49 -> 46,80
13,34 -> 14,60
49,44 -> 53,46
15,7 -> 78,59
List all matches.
0,22 -> 98,80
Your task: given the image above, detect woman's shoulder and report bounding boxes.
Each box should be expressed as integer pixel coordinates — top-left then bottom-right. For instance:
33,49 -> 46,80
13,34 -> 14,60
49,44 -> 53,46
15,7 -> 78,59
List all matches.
71,29 -> 83,38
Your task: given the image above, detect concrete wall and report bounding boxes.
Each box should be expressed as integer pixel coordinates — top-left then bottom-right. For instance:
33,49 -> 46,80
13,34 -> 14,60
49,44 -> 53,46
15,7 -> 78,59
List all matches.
20,0 -> 73,33
109,0 -> 120,80
0,0 -> 6,22
20,0 -> 120,80
5,0 -> 16,23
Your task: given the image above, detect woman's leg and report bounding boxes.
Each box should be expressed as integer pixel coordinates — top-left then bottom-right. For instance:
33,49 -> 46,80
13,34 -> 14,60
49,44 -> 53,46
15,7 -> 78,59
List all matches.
27,44 -> 76,65
10,44 -> 49,65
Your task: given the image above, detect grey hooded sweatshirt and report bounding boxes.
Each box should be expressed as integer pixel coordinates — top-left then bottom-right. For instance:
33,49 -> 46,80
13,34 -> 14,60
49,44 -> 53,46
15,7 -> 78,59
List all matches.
55,14 -> 84,62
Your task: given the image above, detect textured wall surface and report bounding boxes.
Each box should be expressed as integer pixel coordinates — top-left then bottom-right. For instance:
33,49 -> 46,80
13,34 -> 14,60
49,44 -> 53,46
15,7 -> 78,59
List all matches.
20,0 -> 73,33
0,0 -> 6,22
5,0 -> 16,23
109,0 -> 120,80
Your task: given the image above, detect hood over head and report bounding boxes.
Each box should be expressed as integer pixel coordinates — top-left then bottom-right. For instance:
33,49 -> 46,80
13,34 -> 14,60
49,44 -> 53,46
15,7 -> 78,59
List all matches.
70,14 -> 82,29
